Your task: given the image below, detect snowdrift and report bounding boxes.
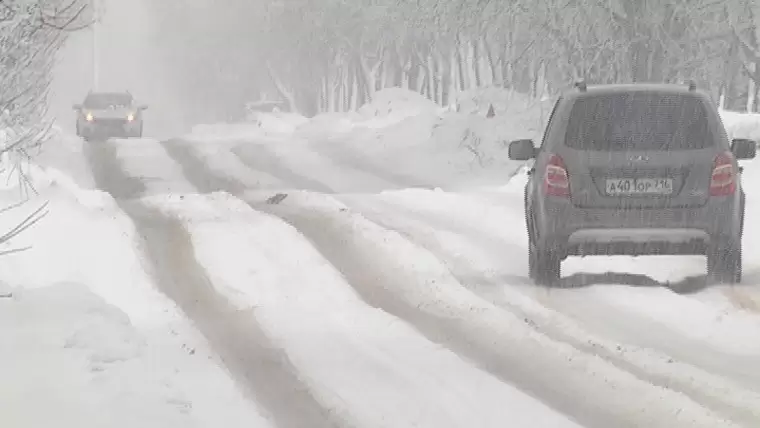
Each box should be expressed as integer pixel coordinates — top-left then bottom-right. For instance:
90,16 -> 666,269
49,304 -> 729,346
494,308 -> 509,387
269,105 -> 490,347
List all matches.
720,109 -> 760,141
0,148 -> 268,427
189,87 -> 552,187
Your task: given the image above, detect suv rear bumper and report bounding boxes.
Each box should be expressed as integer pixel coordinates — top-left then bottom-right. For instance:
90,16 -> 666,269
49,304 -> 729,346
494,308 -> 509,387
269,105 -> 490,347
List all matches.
534,197 -> 741,257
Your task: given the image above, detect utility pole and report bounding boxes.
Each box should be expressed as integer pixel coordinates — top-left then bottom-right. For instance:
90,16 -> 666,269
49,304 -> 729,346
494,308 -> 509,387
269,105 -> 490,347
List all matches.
91,0 -> 99,90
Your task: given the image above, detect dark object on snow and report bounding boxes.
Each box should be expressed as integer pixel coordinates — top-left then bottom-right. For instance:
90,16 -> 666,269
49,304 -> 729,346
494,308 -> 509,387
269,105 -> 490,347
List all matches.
266,193 -> 288,205
0,292 -> 12,298
486,104 -> 496,118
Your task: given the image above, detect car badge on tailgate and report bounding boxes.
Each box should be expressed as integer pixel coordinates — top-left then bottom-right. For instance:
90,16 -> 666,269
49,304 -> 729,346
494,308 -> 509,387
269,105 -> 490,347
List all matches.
627,155 -> 649,162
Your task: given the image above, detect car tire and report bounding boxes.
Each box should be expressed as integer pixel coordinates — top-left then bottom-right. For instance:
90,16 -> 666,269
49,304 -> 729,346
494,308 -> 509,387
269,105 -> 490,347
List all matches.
707,239 -> 742,284
530,242 -> 561,286
740,194 -> 745,237
525,206 -> 561,285
528,241 -> 537,279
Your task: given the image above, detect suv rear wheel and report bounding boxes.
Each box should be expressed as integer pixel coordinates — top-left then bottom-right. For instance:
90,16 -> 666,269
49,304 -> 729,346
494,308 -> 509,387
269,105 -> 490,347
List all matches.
707,239 -> 742,284
526,209 -> 561,285
529,242 -> 561,285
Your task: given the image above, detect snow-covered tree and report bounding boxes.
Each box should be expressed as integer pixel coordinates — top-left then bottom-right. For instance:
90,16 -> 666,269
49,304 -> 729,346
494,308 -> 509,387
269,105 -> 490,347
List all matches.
140,0 -> 760,115
0,0 -> 86,252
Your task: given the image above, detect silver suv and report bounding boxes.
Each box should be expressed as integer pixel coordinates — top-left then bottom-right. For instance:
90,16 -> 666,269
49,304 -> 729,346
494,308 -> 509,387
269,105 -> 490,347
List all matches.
73,91 -> 147,141
508,82 -> 756,286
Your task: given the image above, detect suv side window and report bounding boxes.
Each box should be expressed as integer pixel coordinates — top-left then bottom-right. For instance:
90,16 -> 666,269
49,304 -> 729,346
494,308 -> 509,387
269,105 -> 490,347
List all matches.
537,97 -> 562,155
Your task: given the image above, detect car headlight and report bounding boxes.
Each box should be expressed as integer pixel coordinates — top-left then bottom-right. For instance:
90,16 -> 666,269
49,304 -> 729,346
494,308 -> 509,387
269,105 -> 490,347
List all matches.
127,113 -> 135,121
85,112 -> 94,121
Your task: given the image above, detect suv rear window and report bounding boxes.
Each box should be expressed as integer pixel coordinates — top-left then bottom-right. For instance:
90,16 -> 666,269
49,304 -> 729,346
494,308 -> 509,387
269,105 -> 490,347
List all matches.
564,92 -> 713,151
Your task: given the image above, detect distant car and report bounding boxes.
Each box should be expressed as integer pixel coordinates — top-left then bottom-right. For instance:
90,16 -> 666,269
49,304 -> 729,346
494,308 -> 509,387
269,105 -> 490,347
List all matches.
73,91 -> 147,140
509,82 -> 756,286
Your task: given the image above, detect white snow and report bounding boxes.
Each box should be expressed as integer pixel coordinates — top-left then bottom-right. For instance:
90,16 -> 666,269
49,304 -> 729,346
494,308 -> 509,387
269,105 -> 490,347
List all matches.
354,184 -> 760,355
720,109 -> 760,141
34,128 -> 97,190
167,138 -> 286,189
238,190 -> 746,428
339,190 -> 760,404
187,87 -> 550,189
112,138 -> 196,195
12,73 -> 760,427
189,123 -> 268,142
0,167 -> 271,427
141,191 -> 584,428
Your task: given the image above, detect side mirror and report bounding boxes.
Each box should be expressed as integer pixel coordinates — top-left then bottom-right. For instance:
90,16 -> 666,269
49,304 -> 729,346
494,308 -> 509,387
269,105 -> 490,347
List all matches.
731,138 -> 756,160
72,104 -> 82,110
508,139 -> 536,160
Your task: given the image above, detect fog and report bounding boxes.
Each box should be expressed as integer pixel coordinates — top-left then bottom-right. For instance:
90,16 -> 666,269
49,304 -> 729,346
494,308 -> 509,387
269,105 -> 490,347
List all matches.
48,0 -> 264,139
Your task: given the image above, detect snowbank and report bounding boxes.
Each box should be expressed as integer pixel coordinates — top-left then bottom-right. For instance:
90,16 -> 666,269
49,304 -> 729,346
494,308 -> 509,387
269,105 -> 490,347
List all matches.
0,165 -> 269,427
454,87 -> 551,138
187,87 -> 550,188
33,126 -> 97,190
189,122 -> 267,142
720,109 -> 760,141
295,111 -> 359,137
310,88 -> 548,187
354,87 -> 442,127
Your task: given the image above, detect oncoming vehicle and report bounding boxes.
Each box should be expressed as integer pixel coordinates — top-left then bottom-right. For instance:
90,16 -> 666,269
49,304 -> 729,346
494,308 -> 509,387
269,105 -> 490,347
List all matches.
508,82 -> 756,286
73,91 -> 147,140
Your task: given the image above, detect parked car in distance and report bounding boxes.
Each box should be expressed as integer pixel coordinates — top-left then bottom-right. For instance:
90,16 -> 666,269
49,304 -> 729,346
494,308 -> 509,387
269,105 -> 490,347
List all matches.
73,91 -> 147,140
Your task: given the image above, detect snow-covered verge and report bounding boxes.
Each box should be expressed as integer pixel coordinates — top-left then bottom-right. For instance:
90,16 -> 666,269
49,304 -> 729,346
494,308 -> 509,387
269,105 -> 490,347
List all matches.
0,166 -> 270,427
720,109 -> 760,141
32,126 -> 96,190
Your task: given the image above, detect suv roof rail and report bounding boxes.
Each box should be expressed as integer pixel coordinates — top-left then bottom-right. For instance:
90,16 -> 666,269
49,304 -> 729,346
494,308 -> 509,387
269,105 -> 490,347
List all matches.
574,80 -> 587,92
686,80 -> 697,91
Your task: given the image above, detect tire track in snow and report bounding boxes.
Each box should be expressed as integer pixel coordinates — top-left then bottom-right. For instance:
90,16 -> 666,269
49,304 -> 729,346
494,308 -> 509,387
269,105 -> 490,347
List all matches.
249,200 -> 749,428
231,143 -> 335,193
162,139 -> 249,194
360,193 -> 760,362
84,138 -> 347,428
152,137 -> 749,428
153,137 -> 608,426
122,204 -> 346,428
83,141 -> 146,199
341,197 -> 760,425
155,136 -> 583,428
308,138 -> 435,190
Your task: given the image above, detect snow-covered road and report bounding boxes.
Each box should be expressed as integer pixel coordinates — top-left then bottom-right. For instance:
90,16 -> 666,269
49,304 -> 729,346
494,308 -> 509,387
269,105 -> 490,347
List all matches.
15,125 -> 759,428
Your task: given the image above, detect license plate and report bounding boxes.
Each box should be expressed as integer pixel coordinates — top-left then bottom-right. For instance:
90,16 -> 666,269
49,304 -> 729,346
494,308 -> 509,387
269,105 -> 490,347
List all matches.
605,178 -> 673,195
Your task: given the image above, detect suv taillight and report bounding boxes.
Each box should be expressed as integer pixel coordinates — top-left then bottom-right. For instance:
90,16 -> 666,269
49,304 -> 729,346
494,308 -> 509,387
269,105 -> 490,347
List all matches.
544,154 -> 570,197
709,151 -> 736,196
